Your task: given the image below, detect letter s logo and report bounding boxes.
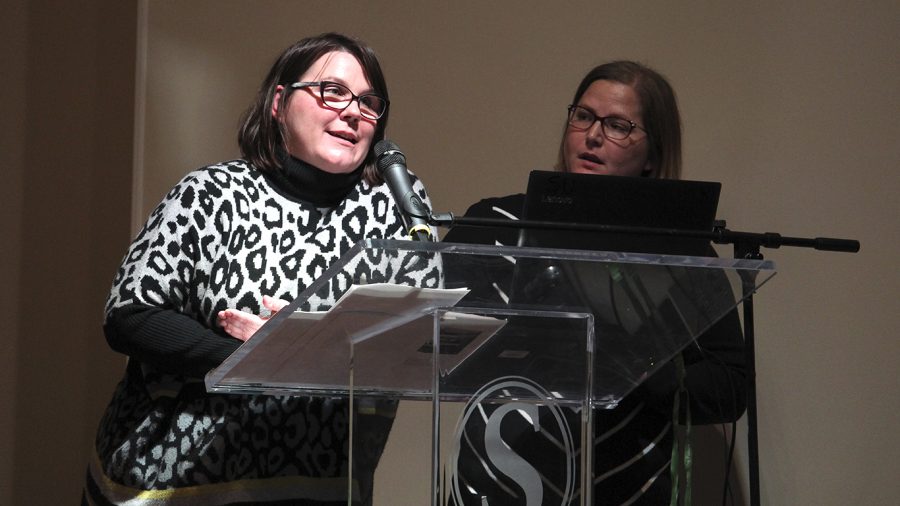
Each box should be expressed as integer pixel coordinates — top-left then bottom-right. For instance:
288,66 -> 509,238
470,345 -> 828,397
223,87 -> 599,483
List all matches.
484,403 -> 543,506
449,377 -> 576,506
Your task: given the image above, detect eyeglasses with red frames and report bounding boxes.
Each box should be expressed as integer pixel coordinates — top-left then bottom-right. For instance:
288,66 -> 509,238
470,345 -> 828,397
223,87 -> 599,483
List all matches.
290,81 -> 388,120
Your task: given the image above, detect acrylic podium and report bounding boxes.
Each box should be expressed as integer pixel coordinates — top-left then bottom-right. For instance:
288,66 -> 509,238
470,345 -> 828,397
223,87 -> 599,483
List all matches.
205,239 -> 775,506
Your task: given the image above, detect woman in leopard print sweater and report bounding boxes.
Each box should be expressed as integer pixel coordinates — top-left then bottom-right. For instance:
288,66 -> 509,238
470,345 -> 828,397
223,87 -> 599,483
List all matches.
83,33 -> 439,506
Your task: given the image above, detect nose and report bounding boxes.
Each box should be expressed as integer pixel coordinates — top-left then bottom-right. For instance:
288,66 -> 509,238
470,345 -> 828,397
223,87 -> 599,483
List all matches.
339,99 -> 363,123
585,120 -> 604,145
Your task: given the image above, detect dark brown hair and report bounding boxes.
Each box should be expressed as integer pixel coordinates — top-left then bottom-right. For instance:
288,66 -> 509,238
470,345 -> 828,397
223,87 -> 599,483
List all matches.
238,33 -> 389,184
556,61 -> 682,179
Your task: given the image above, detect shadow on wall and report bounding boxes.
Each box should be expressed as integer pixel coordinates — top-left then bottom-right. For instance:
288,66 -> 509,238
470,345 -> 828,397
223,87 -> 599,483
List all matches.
691,424 -> 747,505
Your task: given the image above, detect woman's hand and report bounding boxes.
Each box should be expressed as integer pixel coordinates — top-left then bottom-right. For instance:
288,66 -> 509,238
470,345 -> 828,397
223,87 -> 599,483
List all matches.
217,296 -> 290,342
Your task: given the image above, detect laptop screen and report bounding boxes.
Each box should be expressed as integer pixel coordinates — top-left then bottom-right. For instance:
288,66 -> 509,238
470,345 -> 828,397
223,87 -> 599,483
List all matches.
520,170 -> 721,256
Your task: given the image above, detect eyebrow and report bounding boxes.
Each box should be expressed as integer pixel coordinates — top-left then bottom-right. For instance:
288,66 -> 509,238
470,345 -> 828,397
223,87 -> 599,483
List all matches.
577,104 -> 632,121
319,77 -> 376,95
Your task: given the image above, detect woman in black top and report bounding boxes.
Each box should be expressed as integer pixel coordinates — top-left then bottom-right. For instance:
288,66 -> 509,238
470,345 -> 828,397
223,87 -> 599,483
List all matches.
443,61 -> 745,505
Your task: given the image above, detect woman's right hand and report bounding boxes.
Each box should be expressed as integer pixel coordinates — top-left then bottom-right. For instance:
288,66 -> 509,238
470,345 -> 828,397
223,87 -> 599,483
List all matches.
217,296 -> 290,342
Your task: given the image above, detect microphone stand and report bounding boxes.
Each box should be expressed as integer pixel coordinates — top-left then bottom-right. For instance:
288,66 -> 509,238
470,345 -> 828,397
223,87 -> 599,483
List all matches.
429,213 -> 860,253
429,212 -> 859,506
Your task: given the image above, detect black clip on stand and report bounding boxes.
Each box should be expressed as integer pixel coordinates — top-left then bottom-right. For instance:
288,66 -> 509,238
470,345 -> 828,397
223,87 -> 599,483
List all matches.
427,211 -> 860,506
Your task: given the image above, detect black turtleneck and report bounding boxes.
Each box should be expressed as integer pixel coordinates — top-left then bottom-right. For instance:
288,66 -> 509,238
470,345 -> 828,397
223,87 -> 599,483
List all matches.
262,147 -> 364,208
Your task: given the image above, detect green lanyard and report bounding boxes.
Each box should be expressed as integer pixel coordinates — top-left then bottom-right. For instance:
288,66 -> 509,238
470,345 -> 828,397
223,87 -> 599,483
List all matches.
669,353 -> 692,506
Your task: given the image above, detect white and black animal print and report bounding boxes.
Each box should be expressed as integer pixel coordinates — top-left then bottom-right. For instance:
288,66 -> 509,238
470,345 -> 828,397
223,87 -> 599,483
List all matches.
87,159 -> 441,505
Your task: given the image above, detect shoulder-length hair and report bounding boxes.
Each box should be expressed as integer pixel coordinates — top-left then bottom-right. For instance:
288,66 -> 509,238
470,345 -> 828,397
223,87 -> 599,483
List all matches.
556,61 -> 682,180
238,32 -> 389,184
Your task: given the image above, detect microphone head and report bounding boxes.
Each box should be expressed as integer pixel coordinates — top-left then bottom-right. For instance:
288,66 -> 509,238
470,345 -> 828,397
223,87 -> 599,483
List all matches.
374,139 -> 406,175
374,139 -> 399,158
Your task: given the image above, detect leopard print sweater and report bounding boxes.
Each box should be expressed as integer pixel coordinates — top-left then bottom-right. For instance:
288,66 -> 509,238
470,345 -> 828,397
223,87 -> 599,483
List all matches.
85,159 -> 441,505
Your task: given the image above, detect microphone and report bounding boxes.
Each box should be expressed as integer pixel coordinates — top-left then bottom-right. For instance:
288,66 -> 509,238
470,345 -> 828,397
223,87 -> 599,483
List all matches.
374,139 -> 434,241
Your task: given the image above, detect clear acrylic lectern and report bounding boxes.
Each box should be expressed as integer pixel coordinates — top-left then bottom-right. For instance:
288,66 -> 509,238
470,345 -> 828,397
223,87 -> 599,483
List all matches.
206,239 -> 775,505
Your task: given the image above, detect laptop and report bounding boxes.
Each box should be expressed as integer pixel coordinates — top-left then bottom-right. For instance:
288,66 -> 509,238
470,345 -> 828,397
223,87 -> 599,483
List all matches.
509,169 -> 722,308
519,170 -> 721,256
443,170 -> 725,395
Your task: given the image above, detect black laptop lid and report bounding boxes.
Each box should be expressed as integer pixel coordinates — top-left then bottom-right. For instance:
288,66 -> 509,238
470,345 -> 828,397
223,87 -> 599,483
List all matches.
521,170 -> 721,256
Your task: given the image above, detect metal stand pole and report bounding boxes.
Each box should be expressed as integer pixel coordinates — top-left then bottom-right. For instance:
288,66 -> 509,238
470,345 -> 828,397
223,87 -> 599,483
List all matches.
743,291 -> 760,506
736,243 -> 762,506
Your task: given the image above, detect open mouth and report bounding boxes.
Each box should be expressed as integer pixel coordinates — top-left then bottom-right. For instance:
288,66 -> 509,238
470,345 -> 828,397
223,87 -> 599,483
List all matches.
328,131 -> 358,144
578,153 -> 603,165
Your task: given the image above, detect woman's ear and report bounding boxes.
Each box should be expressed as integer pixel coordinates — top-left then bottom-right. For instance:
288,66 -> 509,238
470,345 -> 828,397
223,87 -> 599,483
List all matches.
271,85 -> 285,119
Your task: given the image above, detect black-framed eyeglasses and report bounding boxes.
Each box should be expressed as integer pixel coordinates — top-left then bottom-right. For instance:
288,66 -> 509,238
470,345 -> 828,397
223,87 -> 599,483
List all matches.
290,81 -> 389,120
566,105 -> 644,140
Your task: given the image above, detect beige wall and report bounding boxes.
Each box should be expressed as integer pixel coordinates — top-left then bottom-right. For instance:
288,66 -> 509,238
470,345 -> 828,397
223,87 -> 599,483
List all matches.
3,0 -> 897,504
1,2 -> 27,504
2,0 -> 136,504
138,3 -> 900,503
